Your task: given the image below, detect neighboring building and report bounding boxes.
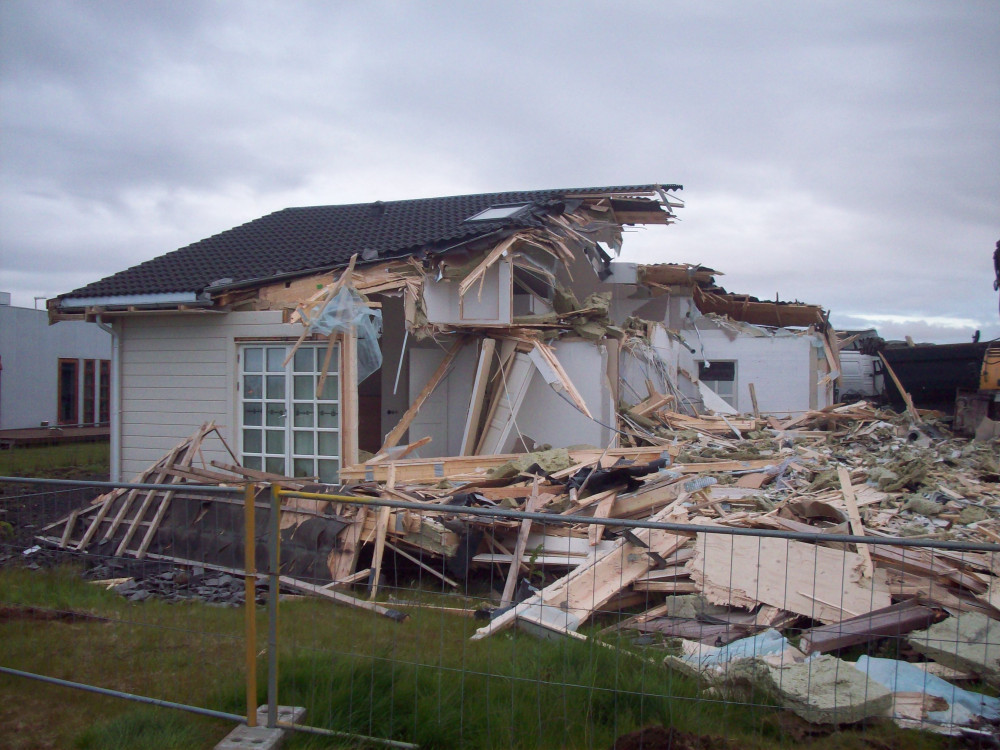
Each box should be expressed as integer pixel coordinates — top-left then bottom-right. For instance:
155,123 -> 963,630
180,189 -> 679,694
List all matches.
50,185 -> 840,481
0,293 -> 112,430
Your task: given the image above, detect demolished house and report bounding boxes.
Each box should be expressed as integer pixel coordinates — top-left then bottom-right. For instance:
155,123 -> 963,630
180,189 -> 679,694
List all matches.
50,184 -> 839,479
40,184 -> 1000,733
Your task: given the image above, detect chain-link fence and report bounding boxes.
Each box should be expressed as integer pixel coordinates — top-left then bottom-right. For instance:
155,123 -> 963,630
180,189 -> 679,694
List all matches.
2,476 -> 998,748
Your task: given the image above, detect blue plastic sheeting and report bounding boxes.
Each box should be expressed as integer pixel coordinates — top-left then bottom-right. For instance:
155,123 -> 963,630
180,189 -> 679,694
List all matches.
855,655 -> 1000,726
309,288 -> 383,383
682,628 -> 797,670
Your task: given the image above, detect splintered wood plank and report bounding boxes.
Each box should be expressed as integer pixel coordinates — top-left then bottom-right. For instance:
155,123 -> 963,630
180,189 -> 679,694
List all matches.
458,234 -> 521,299
500,479 -> 544,607
114,430 -> 203,557
368,462 -> 395,599
278,576 -> 406,621
838,466 -> 874,579
475,351 -> 534,455
135,489 -> 177,559
114,489 -> 160,557
460,337 -> 496,455
60,509 -> 81,548
588,492 -> 617,546
340,446 -> 674,483
329,506 -> 368,583
472,506 -> 689,640
381,335 -> 469,452
686,525 -> 891,624
74,497 -> 114,550
878,353 -> 918,422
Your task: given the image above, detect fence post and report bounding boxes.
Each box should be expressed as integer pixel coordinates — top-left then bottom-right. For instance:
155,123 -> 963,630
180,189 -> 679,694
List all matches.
243,482 -> 257,727
266,483 -> 282,728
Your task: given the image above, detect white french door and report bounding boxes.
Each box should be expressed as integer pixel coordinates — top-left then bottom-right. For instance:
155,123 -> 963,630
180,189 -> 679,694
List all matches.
239,343 -> 341,483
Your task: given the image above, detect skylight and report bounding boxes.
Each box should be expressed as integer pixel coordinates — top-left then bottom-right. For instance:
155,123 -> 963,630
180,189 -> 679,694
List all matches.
465,203 -> 529,222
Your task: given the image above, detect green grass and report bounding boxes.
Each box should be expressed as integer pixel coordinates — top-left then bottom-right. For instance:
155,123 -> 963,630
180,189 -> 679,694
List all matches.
0,566 -> 958,750
0,441 -> 110,478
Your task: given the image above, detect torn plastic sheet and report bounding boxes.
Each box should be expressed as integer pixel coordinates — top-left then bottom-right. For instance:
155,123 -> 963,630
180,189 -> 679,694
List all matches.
680,628 -> 798,671
855,655 -> 1000,726
309,287 -> 383,383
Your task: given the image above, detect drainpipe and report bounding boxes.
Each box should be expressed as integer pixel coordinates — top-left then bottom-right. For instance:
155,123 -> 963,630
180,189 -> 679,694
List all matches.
95,316 -> 121,482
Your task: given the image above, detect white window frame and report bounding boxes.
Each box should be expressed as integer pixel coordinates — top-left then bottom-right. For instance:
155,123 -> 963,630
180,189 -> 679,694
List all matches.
699,360 -> 737,408
238,342 -> 341,482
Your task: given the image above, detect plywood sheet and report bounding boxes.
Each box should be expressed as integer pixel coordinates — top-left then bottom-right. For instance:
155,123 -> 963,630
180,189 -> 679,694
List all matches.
686,526 -> 891,624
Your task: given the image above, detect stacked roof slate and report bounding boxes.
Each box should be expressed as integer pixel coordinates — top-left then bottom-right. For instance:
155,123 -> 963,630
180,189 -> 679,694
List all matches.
60,184 -> 680,303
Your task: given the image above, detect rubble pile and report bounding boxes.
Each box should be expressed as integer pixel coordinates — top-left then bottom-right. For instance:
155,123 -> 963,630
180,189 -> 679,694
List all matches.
37,407 -> 1000,732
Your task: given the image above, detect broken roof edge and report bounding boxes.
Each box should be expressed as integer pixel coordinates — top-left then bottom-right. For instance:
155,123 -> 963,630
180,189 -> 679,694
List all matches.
693,286 -> 827,329
56,184 -> 683,305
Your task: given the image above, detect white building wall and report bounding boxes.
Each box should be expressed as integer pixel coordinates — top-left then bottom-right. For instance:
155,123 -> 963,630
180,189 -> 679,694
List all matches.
422,259 -> 512,325
406,340 -> 477,457
0,304 -> 111,430
514,339 -> 615,451
684,326 -> 826,417
117,311 -> 299,479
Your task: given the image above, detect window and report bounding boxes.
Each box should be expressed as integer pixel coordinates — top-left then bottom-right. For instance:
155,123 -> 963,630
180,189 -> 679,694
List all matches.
465,203 -> 529,222
58,359 -> 78,424
83,360 -> 96,424
99,360 -> 111,424
698,360 -> 737,408
240,343 -> 340,483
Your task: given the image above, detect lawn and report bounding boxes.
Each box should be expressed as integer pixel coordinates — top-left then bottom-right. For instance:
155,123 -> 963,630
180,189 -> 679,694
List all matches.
0,445 -> 960,749
0,566 -> 957,750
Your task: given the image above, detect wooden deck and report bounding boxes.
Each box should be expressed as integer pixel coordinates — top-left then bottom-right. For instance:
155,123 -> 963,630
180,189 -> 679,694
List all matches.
0,425 -> 110,449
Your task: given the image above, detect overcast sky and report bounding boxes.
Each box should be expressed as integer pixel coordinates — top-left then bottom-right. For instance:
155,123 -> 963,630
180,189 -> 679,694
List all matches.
2,1 -> 998,343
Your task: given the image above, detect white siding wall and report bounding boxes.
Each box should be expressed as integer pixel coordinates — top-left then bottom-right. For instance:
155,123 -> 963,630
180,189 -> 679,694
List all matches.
118,311 -> 299,479
0,305 -> 111,430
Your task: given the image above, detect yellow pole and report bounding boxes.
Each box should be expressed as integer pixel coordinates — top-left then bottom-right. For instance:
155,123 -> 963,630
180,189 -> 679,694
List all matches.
266,483 -> 281,728
243,482 -> 257,727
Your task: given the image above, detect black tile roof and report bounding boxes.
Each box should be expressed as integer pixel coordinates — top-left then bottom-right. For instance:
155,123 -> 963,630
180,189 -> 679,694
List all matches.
61,184 -> 680,301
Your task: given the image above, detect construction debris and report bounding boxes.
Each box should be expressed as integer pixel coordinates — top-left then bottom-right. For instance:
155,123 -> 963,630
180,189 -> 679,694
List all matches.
35,400 -> 1000,729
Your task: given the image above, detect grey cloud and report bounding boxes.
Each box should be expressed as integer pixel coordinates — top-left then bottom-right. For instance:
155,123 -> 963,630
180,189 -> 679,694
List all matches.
1,0 -> 997,340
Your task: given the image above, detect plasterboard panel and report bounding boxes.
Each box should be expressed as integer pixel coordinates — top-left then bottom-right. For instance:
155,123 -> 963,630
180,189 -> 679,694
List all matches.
514,340 -> 612,450
477,352 -> 534,454
423,259 -> 511,325
406,341 -> 477,457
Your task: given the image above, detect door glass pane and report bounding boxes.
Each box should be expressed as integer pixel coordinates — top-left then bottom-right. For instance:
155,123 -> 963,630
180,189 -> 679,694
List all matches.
318,404 -> 339,428
293,458 -> 314,478
293,348 -> 314,373
265,429 -> 284,454
293,403 -> 314,427
244,348 -> 263,372
265,457 -> 285,475
266,348 -> 285,372
319,375 -> 338,401
318,459 -> 339,483
320,347 -> 339,371
243,455 -> 261,470
294,375 -> 313,400
265,403 -> 285,426
293,431 -> 314,454
266,375 -> 285,400
243,403 -> 262,426
318,432 -> 338,457
243,429 -> 262,454
244,375 -> 263,400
